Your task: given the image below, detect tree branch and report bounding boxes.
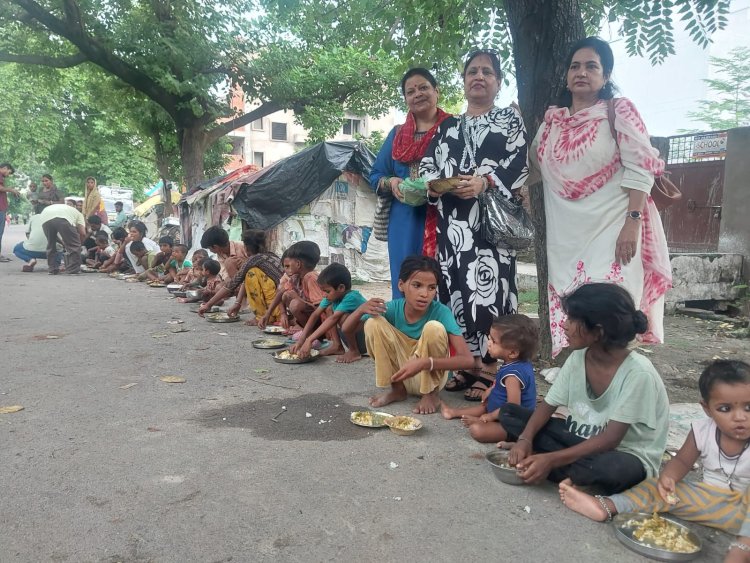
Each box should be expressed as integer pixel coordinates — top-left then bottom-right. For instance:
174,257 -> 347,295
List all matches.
205,101 -> 284,142
9,0 -> 182,120
0,51 -> 88,68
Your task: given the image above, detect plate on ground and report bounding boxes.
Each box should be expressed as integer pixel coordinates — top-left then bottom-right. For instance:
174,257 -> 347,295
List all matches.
252,338 -> 287,349
272,349 -> 320,364
613,512 -> 701,561
148,282 -> 167,288
80,266 -> 99,273
263,326 -> 286,335
206,312 -> 240,323
350,411 -> 394,428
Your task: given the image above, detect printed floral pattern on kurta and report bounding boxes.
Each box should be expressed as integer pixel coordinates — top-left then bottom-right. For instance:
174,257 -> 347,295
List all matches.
420,106 -> 529,357
534,98 -> 672,357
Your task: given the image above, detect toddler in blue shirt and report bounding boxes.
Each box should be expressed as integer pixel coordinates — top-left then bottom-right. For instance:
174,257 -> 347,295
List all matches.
442,314 -> 538,443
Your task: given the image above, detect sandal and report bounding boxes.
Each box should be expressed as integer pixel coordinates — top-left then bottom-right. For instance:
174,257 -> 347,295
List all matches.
464,373 -> 495,402
445,370 -> 476,392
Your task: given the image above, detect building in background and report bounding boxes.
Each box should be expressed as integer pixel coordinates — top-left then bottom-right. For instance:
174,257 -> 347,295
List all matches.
224,92 -> 399,171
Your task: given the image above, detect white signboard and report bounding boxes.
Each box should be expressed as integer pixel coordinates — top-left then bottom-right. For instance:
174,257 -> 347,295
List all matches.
692,132 -> 728,159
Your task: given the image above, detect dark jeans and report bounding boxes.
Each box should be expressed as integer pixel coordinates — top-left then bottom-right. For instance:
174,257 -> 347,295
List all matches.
500,404 -> 646,495
42,218 -> 81,274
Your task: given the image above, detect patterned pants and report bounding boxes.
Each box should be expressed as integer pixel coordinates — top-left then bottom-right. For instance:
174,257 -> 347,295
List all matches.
364,316 -> 449,396
244,267 -> 279,323
611,478 -> 750,536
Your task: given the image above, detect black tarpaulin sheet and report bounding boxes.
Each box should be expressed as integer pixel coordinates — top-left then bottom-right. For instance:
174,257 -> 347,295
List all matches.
232,141 -> 375,230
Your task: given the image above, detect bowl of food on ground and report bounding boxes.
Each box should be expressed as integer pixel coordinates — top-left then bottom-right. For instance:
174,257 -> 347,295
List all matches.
272,349 -> 320,364
612,512 -> 702,561
264,325 -> 286,335
384,415 -> 423,436
166,283 -> 182,294
186,289 -> 204,300
206,312 -> 240,323
485,450 -> 525,485
350,411 -> 394,428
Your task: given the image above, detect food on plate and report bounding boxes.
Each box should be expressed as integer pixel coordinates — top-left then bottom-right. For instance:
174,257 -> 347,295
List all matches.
350,411 -> 392,426
626,513 -> 699,553
387,416 -> 420,431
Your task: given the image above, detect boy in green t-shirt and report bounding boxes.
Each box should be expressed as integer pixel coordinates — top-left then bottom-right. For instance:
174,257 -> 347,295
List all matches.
291,262 -> 367,362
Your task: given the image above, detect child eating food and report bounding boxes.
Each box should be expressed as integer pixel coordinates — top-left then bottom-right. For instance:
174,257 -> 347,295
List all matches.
290,262 -> 367,362
560,359 -> 750,562
442,314 -> 538,442
502,282 -> 669,494
342,255 -> 474,415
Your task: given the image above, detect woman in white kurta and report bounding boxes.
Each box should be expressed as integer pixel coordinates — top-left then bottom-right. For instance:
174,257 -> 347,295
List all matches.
532,37 -> 671,357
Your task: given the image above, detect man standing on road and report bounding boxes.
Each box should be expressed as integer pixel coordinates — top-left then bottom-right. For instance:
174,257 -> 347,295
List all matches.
39,203 -> 87,275
0,162 -> 20,263
111,201 -> 127,228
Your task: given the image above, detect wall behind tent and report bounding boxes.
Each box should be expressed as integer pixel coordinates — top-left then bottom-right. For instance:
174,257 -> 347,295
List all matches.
266,174 -> 391,283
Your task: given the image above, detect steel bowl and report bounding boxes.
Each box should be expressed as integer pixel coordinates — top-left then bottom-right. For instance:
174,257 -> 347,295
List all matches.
612,513 -> 702,561
186,289 -> 204,300
485,450 -> 525,485
166,283 -> 182,294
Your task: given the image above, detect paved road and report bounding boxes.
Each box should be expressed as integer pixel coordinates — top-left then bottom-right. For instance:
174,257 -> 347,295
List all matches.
0,224 -> 724,562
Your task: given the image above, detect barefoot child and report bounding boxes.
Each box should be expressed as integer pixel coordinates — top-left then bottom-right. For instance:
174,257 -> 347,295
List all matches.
100,227 -> 129,273
342,255 -> 474,415
144,236 -> 174,281
258,241 -> 324,333
503,283 -> 669,494
130,241 -> 159,279
560,360 -> 750,562
200,258 -> 223,303
87,232 -> 113,269
442,314 -> 538,443
177,249 -> 208,288
291,262 -> 367,362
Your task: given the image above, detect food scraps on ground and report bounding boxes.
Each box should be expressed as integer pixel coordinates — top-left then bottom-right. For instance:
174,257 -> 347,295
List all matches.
159,375 -> 186,383
0,405 -> 24,414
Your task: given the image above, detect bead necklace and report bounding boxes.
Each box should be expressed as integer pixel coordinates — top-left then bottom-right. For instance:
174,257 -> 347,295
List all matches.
460,113 -> 484,175
715,427 -> 750,491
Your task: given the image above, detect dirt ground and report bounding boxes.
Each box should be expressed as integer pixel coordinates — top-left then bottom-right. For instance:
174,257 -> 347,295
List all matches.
359,280 -> 750,403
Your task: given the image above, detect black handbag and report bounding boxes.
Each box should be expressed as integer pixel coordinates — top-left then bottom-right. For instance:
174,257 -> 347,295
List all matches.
478,190 -> 534,250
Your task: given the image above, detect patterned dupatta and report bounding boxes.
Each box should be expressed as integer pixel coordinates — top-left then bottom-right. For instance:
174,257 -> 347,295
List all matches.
538,98 -> 671,344
392,108 -> 451,258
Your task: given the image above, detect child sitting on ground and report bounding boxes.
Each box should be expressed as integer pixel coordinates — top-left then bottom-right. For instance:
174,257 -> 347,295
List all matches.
100,227 -> 130,273
177,249 -> 208,288
559,360 -> 750,562
258,241 -> 325,333
87,232 -> 114,269
442,314 -> 538,443
200,258 -> 223,303
144,236 -> 173,281
130,241 -> 159,279
162,243 -> 191,284
341,255 -> 475,414
291,262 -> 367,362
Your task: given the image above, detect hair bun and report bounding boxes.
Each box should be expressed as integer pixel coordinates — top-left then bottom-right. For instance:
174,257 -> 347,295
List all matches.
632,310 -> 649,334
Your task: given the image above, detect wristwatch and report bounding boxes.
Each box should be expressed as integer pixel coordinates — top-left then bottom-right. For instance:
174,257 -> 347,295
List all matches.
627,210 -> 642,220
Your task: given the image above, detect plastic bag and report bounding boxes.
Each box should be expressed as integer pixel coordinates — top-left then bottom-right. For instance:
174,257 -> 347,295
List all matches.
398,178 -> 428,207
478,191 -> 534,250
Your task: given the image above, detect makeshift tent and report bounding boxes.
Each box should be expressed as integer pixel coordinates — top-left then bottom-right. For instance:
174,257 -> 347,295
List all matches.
232,141 -> 374,230
178,141 -> 390,282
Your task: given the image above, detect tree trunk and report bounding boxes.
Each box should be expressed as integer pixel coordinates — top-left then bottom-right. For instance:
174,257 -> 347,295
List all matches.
180,126 -> 208,191
505,0 -> 585,361
152,126 -> 173,218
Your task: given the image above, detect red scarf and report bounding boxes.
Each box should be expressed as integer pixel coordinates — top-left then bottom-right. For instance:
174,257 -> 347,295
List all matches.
391,108 -> 451,163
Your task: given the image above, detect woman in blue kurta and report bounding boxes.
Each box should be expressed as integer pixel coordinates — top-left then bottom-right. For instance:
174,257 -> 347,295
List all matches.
369,68 -> 451,298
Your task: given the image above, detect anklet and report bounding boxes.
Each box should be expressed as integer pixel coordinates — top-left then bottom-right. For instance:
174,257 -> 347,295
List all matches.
729,542 -> 750,553
594,495 -> 613,522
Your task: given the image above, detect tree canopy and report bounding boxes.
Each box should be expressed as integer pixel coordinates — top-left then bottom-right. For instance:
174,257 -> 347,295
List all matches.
688,46 -> 750,131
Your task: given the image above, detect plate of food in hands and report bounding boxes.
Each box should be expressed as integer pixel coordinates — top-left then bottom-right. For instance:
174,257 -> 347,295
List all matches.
272,349 -> 320,364
384,415 -> 423,436
349,411 -> 395,428
429,177 -> 462,194
485,450 -> 525,485
252,338 -> 287,350
612,512 -> 701,561
263,325 -> 286,335
206,312 -> 240,323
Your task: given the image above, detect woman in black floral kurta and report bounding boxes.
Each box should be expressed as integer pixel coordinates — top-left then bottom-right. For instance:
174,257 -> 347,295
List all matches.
420,50 -> 529,400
